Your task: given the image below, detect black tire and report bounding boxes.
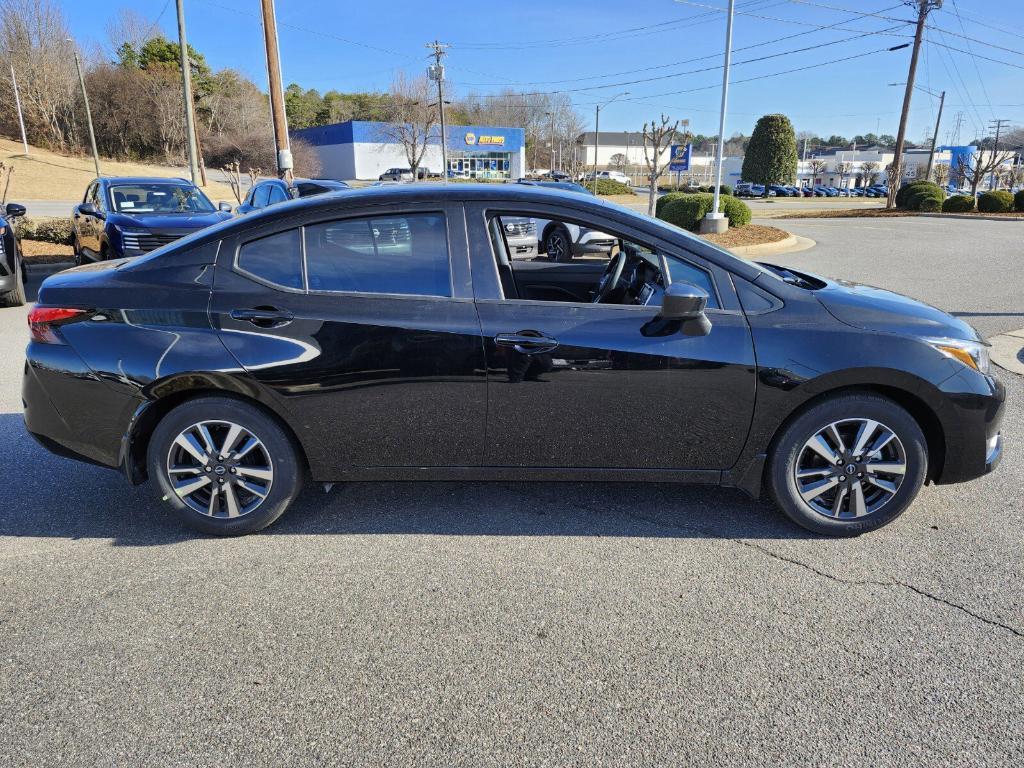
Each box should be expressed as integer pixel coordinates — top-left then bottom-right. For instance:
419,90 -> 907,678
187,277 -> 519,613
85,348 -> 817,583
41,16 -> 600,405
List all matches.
544,227 -> 573,262
767,393 -> 927,536
148,396 -> 303,536
1,259 -> 26,307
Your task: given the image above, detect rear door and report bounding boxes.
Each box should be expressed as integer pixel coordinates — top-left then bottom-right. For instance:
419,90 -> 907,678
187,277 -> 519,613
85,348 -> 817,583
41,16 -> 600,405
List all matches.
208,202 -> 486,478
466,201 -> 757,472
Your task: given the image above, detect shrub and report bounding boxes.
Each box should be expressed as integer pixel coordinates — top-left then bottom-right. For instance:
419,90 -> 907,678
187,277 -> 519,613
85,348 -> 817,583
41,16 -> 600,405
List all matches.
655,191 -> 688,218
895,180 -> 943,209
1014,189 -> 1024,212
658,193 -> 750,231
13,217 -> 73,245
906,187 -> 945,211
942,195 -> 975,213
589,178 -> 633,196
977,190 -> 1014,213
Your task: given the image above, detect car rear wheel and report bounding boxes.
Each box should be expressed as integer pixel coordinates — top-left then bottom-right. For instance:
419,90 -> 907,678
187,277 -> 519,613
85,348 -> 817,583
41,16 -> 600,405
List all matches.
1,259 -> 26,307
148,397 -> 303,535
767,393 -> 927,535
544,227 -> 572,262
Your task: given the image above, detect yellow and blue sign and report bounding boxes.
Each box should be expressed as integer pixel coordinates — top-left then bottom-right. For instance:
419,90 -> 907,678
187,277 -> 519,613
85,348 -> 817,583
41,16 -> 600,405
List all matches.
669,143 -> 692,172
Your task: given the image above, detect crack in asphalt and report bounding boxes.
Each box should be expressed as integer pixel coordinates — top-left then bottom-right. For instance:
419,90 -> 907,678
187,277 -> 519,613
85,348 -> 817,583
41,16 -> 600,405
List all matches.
600,505 -> 1024,640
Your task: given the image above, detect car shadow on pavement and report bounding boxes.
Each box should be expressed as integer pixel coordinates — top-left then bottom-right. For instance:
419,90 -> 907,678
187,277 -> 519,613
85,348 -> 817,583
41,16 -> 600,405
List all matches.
1,413 -> 815,545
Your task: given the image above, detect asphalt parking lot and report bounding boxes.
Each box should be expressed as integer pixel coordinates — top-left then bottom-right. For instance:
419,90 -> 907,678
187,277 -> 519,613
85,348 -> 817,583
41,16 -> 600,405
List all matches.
1,216 -> 1021,766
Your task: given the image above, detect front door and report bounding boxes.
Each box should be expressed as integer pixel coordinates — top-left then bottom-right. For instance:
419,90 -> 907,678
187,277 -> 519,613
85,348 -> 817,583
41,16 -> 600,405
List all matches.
208,202 -> 487,478
466,203 -> 757,471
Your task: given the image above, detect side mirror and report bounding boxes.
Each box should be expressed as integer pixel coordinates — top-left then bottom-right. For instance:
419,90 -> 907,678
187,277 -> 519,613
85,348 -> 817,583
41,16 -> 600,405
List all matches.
5,202 -> 26,218
80,203 -> 102,218
651,281 -> 712,337
218,201 -> 233,212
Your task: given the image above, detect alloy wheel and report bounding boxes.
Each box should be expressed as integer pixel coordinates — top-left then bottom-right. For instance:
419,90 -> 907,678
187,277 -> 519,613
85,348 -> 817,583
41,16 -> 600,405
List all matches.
794,418 -> 907,519
546,231 -> 567,261
166,420 -> 274,519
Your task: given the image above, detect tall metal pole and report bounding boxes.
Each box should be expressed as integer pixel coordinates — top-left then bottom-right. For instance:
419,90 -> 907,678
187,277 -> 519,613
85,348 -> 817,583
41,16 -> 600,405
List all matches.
70,46 -> 101,178
887,0 -> 940,209
592,104 -> 600,193
8,59 -> 28,156
176,0 -> 200,185
925,90 -> 945,181
259,0 -> 292,181
988,118 -> 1009,190
427,41 -> 449,184
548,110 -> 555,174
704,0 -> 734,231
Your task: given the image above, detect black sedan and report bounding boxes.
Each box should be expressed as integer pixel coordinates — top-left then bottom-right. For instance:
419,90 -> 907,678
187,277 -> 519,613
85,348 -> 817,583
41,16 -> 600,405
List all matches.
1,201 -> 27,306
23,185 -> 1004,536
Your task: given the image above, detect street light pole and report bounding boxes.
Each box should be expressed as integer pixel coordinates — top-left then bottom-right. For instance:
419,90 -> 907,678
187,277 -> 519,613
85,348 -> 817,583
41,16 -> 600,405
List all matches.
176,0 -> 200,186
926,90 -> 945,181
703,0 -> 735,233
69,43 -> 101,178
7,57 -> 28,156
592,91 -> 629,193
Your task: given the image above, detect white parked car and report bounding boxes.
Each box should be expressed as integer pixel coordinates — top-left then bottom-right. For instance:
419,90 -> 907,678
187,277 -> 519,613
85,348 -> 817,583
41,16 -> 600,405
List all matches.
597,170 -> 632,186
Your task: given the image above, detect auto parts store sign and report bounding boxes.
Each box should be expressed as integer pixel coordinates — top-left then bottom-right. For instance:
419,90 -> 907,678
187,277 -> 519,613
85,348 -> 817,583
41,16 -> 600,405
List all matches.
464,132 -> 505,146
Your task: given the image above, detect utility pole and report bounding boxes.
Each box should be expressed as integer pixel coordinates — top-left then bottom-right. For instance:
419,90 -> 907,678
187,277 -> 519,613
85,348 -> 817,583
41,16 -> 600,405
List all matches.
988,118 -> 1010,190
547,111 -> 555,174
427,40 -> 450,183
925,89 -> 945,181
176,0 -> 200,186
7,56 -> 28,155
592,92 -> 629,193
702,0 -> 735,233
69,42 -> 101,178
259,0 -> 292,182
887,0 -> 942,209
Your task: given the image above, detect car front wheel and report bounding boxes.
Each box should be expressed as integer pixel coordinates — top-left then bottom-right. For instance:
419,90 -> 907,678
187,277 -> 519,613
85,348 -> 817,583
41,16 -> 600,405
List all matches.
544,227 -> 573,262
148,396 -> 303,535
767,393 -> 927,535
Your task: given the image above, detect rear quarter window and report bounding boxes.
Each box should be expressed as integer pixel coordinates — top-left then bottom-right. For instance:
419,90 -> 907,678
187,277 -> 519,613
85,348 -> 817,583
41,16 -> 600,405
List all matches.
236,228 -> 303,289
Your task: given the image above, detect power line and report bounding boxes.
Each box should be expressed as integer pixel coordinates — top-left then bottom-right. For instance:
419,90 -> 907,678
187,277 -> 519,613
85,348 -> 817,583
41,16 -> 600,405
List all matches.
455,3 -> 905,87
927,40 -> 1024,71
927,21 -> 1024,59
456,25 -> 907,99
947,0 -> 996,126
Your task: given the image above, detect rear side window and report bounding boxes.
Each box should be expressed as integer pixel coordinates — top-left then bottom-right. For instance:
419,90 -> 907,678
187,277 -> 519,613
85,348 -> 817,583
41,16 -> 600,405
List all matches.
267,184 -> 288,205
305,213 -> 450,296
237,228 -> 303,289
251,184 -> 271,208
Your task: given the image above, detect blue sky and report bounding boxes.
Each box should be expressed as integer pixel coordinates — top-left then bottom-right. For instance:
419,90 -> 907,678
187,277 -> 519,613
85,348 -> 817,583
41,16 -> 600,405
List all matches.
62,0 -> 1024,142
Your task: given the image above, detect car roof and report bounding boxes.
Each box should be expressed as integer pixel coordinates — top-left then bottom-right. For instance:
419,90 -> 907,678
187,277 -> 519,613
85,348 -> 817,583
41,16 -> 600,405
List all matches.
99,176 -> 194,186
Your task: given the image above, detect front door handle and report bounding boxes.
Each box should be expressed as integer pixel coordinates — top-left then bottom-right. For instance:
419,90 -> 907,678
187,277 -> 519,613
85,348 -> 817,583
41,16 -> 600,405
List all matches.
494,331 -> 559,354
230,307 -> 294,328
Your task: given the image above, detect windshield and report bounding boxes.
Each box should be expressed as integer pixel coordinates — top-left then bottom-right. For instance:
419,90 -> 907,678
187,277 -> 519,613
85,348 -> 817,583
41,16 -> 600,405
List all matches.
108,183 -> 215,214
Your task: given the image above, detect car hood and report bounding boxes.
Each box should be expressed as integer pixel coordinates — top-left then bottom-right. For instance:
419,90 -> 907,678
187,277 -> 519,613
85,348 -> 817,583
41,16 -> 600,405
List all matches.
108,211 -> 229,229
813,276 -> 981,342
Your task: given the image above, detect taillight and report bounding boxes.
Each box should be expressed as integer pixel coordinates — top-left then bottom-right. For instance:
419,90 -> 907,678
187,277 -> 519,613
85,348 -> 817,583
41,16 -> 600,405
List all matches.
27,307 -> 87,344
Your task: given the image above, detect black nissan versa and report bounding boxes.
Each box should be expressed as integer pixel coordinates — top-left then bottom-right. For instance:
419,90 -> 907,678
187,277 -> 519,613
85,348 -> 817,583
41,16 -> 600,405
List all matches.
23,185 -> 1004,536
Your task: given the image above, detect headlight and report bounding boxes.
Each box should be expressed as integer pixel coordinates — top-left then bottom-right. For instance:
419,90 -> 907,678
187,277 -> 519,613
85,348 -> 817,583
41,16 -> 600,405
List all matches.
925,337 -> 990,375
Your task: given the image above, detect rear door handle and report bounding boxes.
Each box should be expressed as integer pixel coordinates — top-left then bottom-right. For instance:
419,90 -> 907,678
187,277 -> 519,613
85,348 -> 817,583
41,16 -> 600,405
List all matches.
230,307 -> 294,328
494,332 -> 559,354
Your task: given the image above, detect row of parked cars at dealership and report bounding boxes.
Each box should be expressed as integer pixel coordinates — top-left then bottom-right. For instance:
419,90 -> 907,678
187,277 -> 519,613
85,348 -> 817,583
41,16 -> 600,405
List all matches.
734,182 -> 890,198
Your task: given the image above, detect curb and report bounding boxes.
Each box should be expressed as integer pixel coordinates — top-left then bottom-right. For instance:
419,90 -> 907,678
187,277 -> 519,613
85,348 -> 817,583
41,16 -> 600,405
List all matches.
726,234 -> 817,258
990,328 -> 1024,376
25,261 -> 74,278
916,213 -> 1024,222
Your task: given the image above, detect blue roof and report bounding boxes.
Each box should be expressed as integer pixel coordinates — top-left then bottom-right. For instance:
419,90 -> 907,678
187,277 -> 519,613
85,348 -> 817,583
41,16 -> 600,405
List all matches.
292,120 -> 525,151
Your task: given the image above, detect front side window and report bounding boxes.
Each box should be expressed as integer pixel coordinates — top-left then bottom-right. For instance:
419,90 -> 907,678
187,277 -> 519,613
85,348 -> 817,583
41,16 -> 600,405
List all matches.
237,228 -> 303,289
251,184 -> 271,208
490,213 -> 718,308
305,213 -> 450,297
267,184 -> 288,205
108,184 -> 215,214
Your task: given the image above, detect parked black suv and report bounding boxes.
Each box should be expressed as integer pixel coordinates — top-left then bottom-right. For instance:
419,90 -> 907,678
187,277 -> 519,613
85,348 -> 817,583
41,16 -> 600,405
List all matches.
25,185 -> 1004,536
0,201 -> 27,306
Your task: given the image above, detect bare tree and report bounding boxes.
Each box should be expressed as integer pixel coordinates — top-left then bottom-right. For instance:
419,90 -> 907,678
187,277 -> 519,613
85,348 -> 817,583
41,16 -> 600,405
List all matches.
378,72 -> 437,182
956,148 -> 1015,197
608,153 -> 628,171
0,162 -> 13,204
222,161 -> 243,204
642,114 -> 681,215
808,159 -> 827,185
0,0 -> 78,150
834,161 -> 852,189
859,160 -> 879,186
930,162 -> 950,187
